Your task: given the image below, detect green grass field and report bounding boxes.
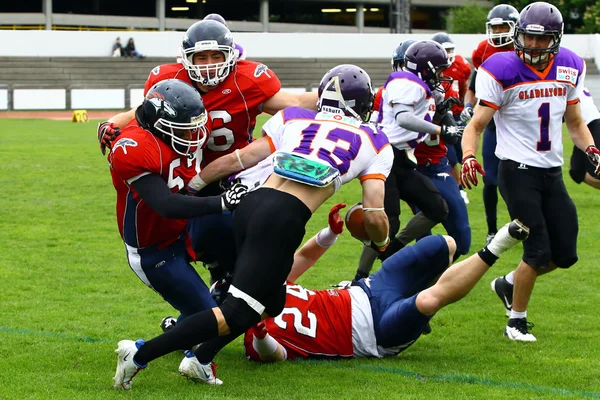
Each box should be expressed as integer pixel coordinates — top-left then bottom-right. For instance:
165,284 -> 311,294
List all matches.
1,115 -> 599,399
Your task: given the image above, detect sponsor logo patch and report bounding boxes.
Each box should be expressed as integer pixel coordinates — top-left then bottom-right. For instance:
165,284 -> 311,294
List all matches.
556,66 -> 578,85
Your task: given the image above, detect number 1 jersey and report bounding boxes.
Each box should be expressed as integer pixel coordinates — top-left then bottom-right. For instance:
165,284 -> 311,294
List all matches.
476,48 -> 585,167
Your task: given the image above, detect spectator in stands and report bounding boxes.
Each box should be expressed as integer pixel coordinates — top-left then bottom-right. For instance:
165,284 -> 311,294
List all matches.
112,37 -> 124,57
125,38 -> 145,59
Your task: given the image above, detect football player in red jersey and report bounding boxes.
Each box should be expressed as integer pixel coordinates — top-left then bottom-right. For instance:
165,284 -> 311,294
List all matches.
99,19 -> 319,285
109,79 -> 247,386
243,208 -> 529,362
460,4 -> 519,245
98,19 -> 317,165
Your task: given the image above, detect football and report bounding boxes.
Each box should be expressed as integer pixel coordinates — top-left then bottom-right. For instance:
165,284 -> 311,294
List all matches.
344,203 -> 370,242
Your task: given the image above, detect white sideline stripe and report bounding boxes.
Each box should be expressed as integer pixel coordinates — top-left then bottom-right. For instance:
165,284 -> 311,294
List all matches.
125,243 -> 152,288
228,285 -> 265,315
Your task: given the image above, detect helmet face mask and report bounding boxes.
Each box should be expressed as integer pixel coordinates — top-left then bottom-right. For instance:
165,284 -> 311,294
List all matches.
486,4 -> 520,47
317,64 -> 374,122
140,79 -> 210,157
513,2 -> 563,66
181,20 -> 236,87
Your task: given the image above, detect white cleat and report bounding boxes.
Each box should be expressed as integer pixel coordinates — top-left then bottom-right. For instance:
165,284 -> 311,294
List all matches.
179,353 -> 223,385
505,318 -> 537,342
487,219 -> 529,256
113,339 -> 146,389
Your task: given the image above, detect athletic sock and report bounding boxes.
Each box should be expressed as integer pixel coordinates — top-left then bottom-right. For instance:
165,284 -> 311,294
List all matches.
134,309 -> 219,366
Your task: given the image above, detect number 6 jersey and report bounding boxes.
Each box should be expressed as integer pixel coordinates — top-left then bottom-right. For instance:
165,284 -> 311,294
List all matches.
476,48 -> 586,168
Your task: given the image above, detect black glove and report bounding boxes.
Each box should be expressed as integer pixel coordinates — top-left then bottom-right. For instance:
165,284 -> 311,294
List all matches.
440,125 -> 465,145
97,121 -> 121,155
220,182 -> 248,211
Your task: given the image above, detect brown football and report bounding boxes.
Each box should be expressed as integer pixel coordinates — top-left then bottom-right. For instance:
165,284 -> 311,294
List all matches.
345,203 -> 370,242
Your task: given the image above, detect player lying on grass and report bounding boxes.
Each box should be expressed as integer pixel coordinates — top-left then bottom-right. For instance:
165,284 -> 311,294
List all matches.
243,205 -> 529,362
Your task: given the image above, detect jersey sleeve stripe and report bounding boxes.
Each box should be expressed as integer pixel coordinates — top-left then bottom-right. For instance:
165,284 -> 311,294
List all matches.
265,135 -> 276,153
126,171 -> 151,184
567,98 -> 580,106
359,173 -> 386,182
479,100 -> 500,110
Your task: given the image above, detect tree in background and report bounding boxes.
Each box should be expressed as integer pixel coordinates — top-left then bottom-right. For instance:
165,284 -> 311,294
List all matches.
497,0 -> 599,33
446,2 -> 488,33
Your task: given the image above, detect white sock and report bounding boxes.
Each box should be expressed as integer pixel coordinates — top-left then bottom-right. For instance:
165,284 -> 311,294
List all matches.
505,271 -> 515,285
315,227 -> 338,248
510,310 -> 527,320
252,333 -> 280,356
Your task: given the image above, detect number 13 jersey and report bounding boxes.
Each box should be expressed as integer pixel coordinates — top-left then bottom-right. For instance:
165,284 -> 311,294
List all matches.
261,107 -> 394,188
476,48 -> 585,168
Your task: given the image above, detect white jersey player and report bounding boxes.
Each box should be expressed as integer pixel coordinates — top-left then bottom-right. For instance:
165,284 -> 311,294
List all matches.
461,2 -> 600,342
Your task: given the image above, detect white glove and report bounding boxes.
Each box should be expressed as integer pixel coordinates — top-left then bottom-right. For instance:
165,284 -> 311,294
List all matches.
460,103 -> 474,122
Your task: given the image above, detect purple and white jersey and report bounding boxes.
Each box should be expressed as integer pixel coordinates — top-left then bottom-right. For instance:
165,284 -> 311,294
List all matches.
261,107 -> 393,189
477,48 -> 586,168
581,87 -> 600,125
380,71 -> 436,150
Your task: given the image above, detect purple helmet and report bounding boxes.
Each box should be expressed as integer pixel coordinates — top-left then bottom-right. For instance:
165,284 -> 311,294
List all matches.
391,39 -> 416,72
486,4 -> 519,47
514,2 -> 563,66
203,13 -> 228,27
403,40 -> 451,91
431,32 -> 455,64
317,64 -> 374,122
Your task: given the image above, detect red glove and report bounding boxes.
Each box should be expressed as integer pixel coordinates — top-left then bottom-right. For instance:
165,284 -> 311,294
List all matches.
251,321 -> 268,340
460,155 -> 485,189
328,203 -> 346,234
585,145 -> 600,175
97,121 -> 121,155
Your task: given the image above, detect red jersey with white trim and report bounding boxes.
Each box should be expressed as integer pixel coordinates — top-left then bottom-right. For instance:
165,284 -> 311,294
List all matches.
108,121 -> 202,248
244,283 -> 353,360
144,61 -> 281,165
471,39 -> 513,70
370,86 -> 385,123
414,134 -> 448,165
442,55 -> 472,115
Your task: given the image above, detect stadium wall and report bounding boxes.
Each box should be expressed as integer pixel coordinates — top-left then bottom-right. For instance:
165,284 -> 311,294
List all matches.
1,30 -> 599,60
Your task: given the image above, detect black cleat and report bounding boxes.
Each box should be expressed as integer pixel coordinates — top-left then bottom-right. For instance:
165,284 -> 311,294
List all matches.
491,276 -> 513,317
160,316 -> 177,333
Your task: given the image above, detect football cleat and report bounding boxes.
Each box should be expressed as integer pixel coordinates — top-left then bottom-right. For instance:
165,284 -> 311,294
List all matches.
486,219 -> 529,256
160,316 -> 178,333
113,339 -> 146,389
485,233 -> 496,246
505,318 -> 536,342
491,276 -> 513,317
179,351 -> 223,385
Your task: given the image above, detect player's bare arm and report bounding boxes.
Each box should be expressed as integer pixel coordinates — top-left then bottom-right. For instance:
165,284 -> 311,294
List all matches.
189,136 -> 273,190
360,178 -> 389,246
462,104 -> 495,157
565,102 -> 595,151
262,90 -> 319,115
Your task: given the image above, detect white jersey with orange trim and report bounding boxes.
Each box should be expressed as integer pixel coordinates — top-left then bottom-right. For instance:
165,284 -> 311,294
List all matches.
476,48 -> 586,168
379,71 -> 436,150
581,88 -> 600,125
261,107 -> 393,188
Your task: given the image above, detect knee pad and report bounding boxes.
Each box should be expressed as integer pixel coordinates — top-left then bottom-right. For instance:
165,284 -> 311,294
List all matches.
422,196 -> 449,223
220,294 -> 262,335
263,285 -> 287,318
